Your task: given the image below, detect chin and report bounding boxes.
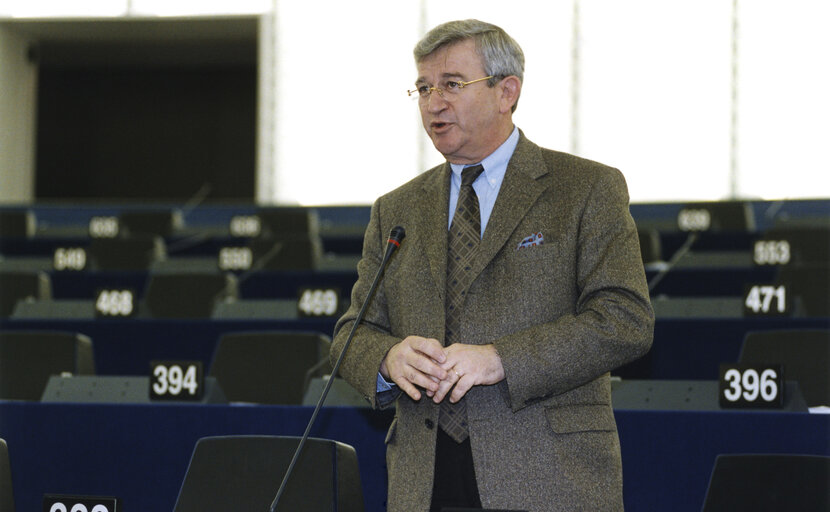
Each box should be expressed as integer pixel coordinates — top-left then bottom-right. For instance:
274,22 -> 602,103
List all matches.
430,138 -> 460,159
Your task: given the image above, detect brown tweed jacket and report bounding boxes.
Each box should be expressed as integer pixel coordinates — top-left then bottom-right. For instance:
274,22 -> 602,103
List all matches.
331,132 -> 654,512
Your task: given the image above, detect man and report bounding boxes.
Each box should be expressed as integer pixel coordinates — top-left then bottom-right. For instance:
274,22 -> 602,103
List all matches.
331,19 -> 653,512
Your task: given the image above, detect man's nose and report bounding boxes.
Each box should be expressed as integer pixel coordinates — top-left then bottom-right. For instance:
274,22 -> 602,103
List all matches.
425,90 -> 449,112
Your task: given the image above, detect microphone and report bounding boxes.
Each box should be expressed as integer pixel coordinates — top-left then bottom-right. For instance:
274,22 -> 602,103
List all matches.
385,225 -> 406,257
647,231 -> 698,292
269,225 -> 406,512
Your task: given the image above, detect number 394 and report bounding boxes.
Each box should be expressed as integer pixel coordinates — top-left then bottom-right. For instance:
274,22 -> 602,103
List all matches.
152,364 -> 198,396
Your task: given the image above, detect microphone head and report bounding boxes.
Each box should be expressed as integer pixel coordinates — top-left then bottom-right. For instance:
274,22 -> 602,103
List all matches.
388,225 -> 406,246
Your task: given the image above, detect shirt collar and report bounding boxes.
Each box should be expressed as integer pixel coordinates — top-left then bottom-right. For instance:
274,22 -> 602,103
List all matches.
450,126 -> 519,189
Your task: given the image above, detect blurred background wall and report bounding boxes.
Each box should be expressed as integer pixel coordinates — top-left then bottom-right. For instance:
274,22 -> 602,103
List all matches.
0,0 -> 827,205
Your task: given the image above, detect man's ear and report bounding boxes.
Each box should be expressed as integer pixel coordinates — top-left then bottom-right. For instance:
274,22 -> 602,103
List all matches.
498,76 -> 521,113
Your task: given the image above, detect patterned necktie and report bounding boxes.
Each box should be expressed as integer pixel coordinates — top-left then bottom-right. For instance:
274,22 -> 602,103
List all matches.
439,164 -> 484,443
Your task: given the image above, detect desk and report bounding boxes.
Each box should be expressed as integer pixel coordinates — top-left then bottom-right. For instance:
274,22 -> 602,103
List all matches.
4,317 -> 826,380
0,401 -> 827,511
616,316 -> 830,380
0,318 -> 337,376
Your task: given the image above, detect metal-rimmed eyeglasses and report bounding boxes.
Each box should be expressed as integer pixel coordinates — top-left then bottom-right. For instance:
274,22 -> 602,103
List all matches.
407,75 -> 494,101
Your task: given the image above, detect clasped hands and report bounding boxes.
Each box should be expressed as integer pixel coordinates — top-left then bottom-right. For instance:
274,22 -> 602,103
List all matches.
379,335 -> 505,403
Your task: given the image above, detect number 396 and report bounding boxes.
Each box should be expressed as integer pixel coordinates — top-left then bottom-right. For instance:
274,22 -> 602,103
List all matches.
723,368 -> 779,402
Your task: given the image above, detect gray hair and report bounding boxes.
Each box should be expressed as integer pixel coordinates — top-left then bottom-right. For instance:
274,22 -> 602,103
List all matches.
414,19 -> 525,110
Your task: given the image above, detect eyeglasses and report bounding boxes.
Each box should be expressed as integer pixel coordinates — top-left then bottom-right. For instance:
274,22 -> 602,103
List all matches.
407,76 -> 494,101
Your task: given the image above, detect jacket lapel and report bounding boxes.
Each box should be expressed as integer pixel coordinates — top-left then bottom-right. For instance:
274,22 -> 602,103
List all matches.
412,134 -> 551,299
471,134 -> 550,279
415,164 -> 452,297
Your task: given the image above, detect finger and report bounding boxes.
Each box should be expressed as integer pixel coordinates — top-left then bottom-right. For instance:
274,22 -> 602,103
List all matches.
410,337 -> 447,364
387,358 -> 440,395
406,353 -> 443,384
438,343 -> 469,370
431,371 -> 458,403
411,355 -> 449,381
450,374 -> 474,403
397,380 -> 422,401
399,367 -> 442,394
425,375 -> 440,397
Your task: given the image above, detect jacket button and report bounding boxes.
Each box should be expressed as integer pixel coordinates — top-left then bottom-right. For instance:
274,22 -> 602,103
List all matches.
425,419 -> 434,430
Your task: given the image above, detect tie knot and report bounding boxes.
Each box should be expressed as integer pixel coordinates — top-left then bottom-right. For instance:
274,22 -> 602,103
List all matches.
461,164 -> 484,187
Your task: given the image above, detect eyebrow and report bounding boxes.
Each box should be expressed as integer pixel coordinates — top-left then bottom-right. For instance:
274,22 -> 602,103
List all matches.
414,72 -> 466,85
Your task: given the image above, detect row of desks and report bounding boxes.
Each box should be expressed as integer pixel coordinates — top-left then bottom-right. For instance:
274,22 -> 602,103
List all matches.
1,265 -> 788,300
1,400 -> 827,512
2,316 -> 828,380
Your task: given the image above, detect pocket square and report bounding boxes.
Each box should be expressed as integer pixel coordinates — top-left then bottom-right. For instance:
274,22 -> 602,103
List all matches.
516,231 -> 544,249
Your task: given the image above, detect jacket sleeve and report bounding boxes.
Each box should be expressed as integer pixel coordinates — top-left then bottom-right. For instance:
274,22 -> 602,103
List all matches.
330,199 -> 402,409
494,168 -> 654,412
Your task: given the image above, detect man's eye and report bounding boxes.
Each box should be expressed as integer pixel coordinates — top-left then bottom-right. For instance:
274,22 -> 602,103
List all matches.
445,81 -> 461,90
417,85 -> 431,95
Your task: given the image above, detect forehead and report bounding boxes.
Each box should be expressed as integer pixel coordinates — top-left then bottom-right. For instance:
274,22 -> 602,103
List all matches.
416,39 -> 485,82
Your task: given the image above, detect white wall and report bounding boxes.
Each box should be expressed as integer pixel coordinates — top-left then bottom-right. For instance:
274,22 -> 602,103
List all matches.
264,0 -> 423,205
264,0 -> 830,205
0,26 -> 38,203
1,0 -> 828,205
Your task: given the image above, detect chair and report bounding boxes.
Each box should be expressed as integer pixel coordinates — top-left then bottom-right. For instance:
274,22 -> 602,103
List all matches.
249,235 -> 322,271
637,229 -> 662,265
0,209 -> 35,238
739,329 -> 830,407
256,207 -> 320,239
142,272 -> 238,318
118,209 -> 182,237
0,271 -> 51,318
702,454 -> 830,511
88,235 -> 166,271
208,331 -> 330,405
242,208 -> 322,270
0,331 -> 95,401
680,200 -> 756,232
776,265 -> 830,317
302,376 -> 368,407
174,435 -> 364,512
0,438 -> 14,512
762,225 -> 829,266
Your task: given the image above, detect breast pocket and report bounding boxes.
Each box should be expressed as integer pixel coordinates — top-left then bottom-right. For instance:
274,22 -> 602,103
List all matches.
509,243 -> 560,264
494,242 -> 573,300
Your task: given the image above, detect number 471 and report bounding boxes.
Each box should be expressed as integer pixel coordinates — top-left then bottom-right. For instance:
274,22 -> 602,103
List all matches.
745,285 -> 786,314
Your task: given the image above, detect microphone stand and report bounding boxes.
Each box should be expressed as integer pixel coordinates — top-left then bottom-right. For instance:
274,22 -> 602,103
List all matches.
269,226 -> 405,512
